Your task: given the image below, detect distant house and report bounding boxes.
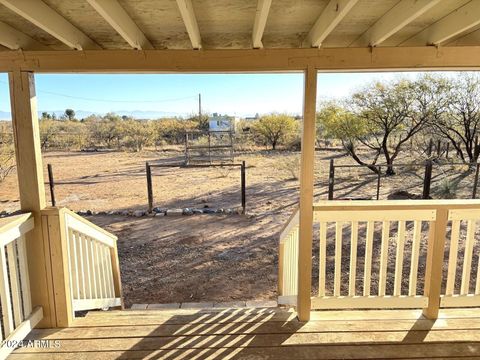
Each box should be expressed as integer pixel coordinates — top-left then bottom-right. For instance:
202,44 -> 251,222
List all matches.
208,114 -> 237,132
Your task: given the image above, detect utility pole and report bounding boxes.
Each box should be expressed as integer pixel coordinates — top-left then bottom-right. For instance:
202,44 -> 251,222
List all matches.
198,93 -> 202,122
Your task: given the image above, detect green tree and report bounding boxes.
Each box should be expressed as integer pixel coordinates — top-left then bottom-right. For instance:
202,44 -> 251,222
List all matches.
64,109 -> 76,121
252,113 -> 297,150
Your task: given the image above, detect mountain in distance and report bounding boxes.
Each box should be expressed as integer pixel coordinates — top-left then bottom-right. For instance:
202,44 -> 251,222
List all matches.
0,109 -> 187,120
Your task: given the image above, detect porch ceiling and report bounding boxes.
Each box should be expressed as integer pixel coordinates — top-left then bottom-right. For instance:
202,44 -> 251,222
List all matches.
1,0 -> 480,52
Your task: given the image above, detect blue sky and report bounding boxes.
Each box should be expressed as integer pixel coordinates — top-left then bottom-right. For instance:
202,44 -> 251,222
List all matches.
0,71 -> 447,119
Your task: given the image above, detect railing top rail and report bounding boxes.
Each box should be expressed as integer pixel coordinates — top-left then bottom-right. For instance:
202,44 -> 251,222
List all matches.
314,199 -> 480,212
279,207 -> 299,243
0,212 -> 34,247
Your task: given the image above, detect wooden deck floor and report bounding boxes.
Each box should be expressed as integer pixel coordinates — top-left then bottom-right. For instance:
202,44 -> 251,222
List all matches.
9,307 -> 480,359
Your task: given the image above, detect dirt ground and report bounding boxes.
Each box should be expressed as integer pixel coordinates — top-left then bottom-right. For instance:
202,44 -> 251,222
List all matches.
1,147 -> 478,306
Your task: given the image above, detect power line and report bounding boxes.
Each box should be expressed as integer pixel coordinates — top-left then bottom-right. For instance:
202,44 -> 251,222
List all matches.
0,79 -> 198,104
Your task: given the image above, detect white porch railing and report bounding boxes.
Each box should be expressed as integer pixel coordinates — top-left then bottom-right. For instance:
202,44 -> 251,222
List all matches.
0,213 -> 43,359
62,209 -> 122,314
278,200 -> 480,317
278,208 -> 299,306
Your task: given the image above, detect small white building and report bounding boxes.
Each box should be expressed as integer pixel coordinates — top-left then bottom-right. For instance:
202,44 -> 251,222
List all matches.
208,114 -> 237,132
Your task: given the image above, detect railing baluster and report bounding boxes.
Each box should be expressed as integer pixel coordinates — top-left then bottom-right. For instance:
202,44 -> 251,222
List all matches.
446,220 -> 460,295
77,232 -> 86,299
83,236 -> 92,299
349,221 -> 358,296
0,245 -> 14,336
409,220 -> 422,296
88,237 -> 97,299
106,245 -> 115,298
71,230 -> 81,300
6,242 -> 22,326
379,221 -> 390,296
17,235 -> 31,317
461,220 -> 476,295
334,222 -> 343,297
93,241 -> 102,298
319,221 -> 327,297
394,220 -> 406,296
363,221 -> 374,296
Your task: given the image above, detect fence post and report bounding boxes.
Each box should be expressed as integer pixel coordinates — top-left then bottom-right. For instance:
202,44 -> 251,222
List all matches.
445,143 -> 450,159
436,140 -> 441,157
184,132 -> 189,165
328,159 -> 335,200
423,207 -> 448,319
427,139 -> 433,156
146,162 -> 153,213
473,162 -> 480,199
376,166 -> 381,200
241,161 -> 246,214
47,163 -> 56,207
423,161 -> 433,199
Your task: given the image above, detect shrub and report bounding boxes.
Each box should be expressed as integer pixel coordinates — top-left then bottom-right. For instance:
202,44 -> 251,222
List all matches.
436,178 -> 458,199
0,142 -> 15,182
275,155 -> 300,180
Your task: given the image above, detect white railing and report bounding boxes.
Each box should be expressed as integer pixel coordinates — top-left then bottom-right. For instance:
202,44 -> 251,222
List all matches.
312,205 -> 435,309
278,208 -> 299,306
63,209 -> 122,315
442,208 -> 480,307
0,213 -> 43,359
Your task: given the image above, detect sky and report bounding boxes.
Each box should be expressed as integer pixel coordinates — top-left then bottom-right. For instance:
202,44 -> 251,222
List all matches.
0,71 -> 455,119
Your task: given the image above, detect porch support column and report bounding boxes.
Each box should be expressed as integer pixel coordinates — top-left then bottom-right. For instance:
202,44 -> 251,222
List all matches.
297,66 -> 317,322
9,71 -> 53,327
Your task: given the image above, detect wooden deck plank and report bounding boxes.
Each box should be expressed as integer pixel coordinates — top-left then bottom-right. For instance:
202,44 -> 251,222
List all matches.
10,343 -> 480,359
25,317 -> 480,340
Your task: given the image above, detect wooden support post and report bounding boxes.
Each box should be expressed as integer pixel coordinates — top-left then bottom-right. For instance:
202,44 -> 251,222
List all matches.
8,71 -> 52,327
47,163 -> 56,207
297,66 -> 317,322
241,161 -> 246,214
423,160 -> 433,199
40,208 -> 74,327
473,162 -> 480,199
328,159 -> 334,200
146,162 -> 153,213
423,207 -> 448,319
110,241 -> 124,309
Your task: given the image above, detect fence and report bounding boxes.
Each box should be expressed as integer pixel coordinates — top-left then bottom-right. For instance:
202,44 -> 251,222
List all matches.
146,161 -> 246,214
327,159 -> 480,200
0,213 -> 43,358
185,130 -> 234,164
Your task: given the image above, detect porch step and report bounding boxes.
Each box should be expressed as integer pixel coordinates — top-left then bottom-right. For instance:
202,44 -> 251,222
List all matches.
130,299 -> 278,310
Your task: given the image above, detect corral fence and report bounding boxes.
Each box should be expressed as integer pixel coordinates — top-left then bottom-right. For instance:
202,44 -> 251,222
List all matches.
185,130 -> 234,164
145,161 -> 246,214
327,159 -> 480,201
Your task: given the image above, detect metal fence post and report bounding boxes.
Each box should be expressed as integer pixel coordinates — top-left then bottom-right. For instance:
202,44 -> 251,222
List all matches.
328,159 -> 335,200
47,163 -> 56,207
241,161 -> 246,214
146,162 -> 153,213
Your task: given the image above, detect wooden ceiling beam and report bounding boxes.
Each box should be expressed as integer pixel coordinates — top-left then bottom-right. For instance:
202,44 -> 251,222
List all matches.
306,0 -> 359,47
0,21 -> 48,50
0,0 -> 100,50
175,0 -> 202,50
351,0 -> 442,47
406,1 -> 480,46
252,0 -> 272,49
2,47 -> 480,73
86,0 -> 153,50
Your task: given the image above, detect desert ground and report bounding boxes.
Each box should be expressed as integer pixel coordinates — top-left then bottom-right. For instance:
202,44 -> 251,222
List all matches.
0,147 -> 477,306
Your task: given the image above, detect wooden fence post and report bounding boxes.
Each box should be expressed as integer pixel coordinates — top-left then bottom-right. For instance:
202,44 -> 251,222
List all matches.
241,161 -> 246,214
297,66 -> 317,322
47,163 -> 56,207
376,166 -> 381,200
423,207 -> 448,319
328,159 -> 334,200
473,163 -> 480,199
146,162 -> 153,213
423,161 -> 433,199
